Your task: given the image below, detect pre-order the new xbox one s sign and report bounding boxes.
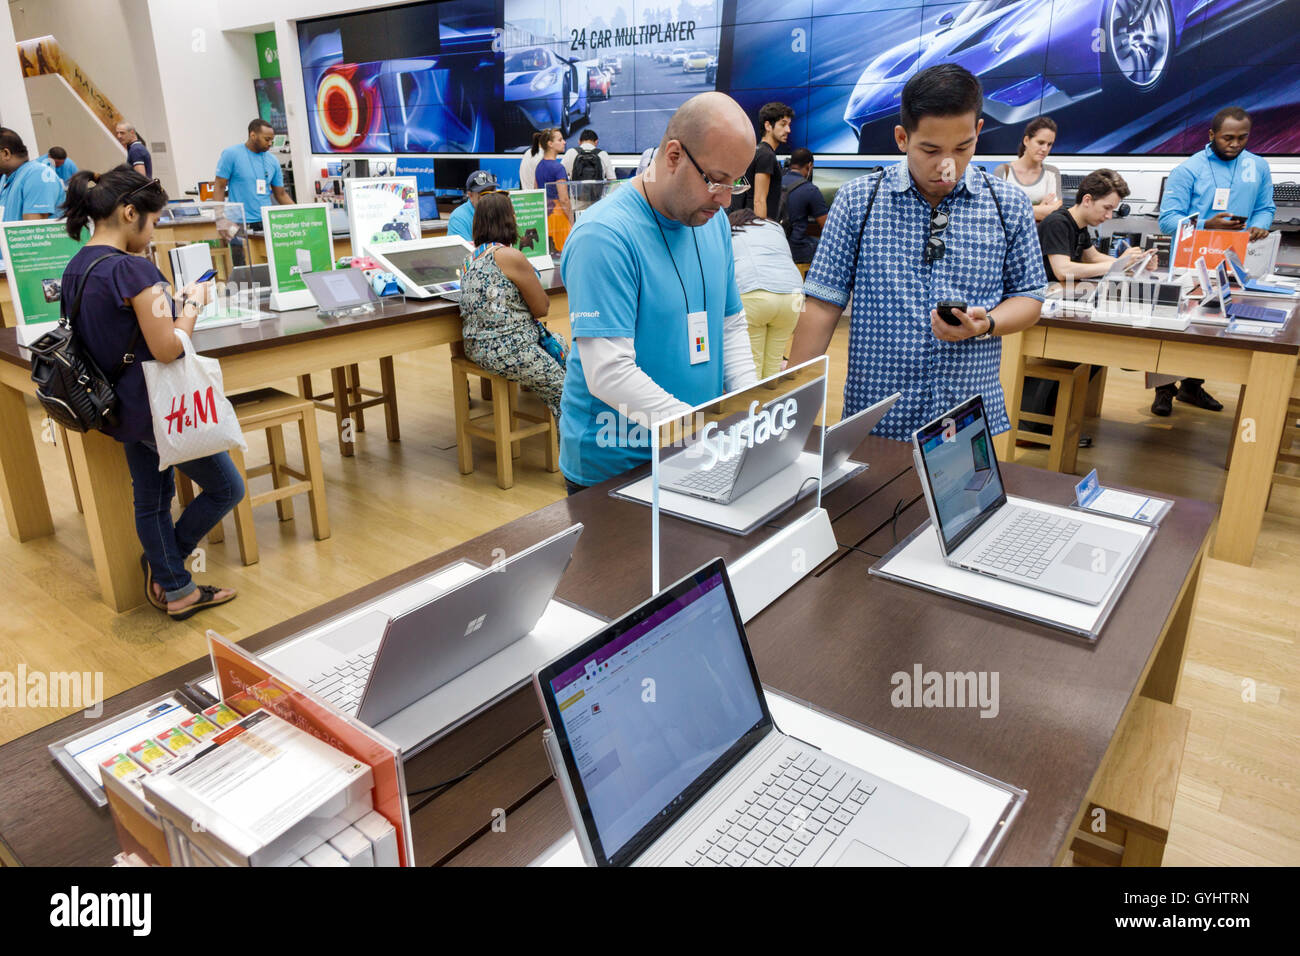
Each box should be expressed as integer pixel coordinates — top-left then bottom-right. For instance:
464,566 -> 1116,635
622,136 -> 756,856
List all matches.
508,189 -> 552,272
0,218 -> 88,342
261,204 -> 336,311
345,177 -> 421,259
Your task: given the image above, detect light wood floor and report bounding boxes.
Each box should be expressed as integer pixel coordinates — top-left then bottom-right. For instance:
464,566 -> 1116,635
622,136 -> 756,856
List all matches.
1,306 -> 1296,866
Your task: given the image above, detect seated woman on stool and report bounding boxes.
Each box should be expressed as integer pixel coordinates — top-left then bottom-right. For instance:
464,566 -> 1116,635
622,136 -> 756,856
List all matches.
60,165 -> 244,619
459,191 -> 566,421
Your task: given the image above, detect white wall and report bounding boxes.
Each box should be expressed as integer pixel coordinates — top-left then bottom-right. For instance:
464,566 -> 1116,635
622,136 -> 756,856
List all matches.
0,0 -> 37,149
25,74 -> 126,173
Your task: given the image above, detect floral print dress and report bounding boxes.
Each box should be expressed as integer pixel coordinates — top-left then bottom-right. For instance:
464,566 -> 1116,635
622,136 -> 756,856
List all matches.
459,244 -> 567,420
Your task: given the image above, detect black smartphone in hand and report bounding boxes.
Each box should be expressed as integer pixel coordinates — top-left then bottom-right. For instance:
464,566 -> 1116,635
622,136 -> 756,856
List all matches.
195,268 -> 217,283
936,300 -> 967,326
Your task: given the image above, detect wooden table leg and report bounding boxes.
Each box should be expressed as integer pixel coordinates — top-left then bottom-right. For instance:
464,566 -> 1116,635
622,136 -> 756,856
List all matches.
1141,547 -> 1204,704
65,429 -> 145,612
329,366 -> 355,458
0,382 -> 54,541
380,355 -> 400,442
996,331 -> 1025,463
1212,350 -> 1297,565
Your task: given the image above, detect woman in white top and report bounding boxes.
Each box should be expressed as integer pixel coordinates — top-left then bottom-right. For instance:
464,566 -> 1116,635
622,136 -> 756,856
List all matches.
728,209 -> 804,379
994,116 -> 1062,222
519,129 -> 551,190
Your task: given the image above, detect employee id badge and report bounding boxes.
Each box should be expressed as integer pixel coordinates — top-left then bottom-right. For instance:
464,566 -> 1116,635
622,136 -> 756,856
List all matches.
1212,188 -> 1230,211
687,310 -> 710,365
256,178 -> 268,196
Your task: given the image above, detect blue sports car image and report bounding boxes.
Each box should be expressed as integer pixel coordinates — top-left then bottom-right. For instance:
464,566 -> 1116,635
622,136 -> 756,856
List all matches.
842,0 -> 1289,151
504,46 -> 590,146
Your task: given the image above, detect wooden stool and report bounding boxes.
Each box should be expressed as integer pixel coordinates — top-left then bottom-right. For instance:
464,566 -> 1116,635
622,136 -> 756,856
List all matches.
298,358 -> 400,457
1014,358 -> 1089,474
176,388 -> 330,565
1071,697 -> 1190,867
450,351 -> 559,490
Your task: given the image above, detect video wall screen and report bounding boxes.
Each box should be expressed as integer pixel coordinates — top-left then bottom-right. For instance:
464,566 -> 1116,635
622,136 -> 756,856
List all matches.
299,0 -> 1300,156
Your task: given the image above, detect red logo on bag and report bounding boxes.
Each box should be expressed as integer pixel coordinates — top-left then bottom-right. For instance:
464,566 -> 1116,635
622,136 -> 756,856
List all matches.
165,388 -> 219,435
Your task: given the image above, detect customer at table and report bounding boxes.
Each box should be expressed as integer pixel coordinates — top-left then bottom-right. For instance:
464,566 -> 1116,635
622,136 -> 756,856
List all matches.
38,146 -> 78,184
558,92 -> 759,491
459,192 -> 566,420
994,117 -> 1062,222
60,165 -> 243,619
0,127 -> 65,222
1039,169 -> 1146,282
787,65 -> 1046,440
446,170 -> 497,242
729,208 -> 803,378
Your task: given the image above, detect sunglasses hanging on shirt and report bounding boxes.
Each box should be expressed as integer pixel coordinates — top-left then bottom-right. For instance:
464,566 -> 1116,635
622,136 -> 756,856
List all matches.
924,208 -> 950,265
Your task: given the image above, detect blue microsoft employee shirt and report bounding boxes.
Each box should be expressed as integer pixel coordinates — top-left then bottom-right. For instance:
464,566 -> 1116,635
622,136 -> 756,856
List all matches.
804,160 -> 1046,441
447,201 -> 474,241
1158,145 -> 1275,234
38,155 -> 79,183
559,184 -> 743,486
215,144 -> 283,223
0,159 -> 65,222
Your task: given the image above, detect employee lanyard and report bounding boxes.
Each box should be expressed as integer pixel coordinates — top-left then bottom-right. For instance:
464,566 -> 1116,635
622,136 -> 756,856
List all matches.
244,147 -> 273,188
1210,149 -> 1239,193
645,180 -> 706,315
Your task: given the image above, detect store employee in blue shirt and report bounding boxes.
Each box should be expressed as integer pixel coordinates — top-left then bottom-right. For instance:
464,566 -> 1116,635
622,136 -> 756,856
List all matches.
1159,106 -> 1274,242
787,65 -> 1046,440
0,127 -> 66,222
213,119 -> 292,223
39,147 -> 78,184
559,92 -> 759,491
447,170 -> 498,241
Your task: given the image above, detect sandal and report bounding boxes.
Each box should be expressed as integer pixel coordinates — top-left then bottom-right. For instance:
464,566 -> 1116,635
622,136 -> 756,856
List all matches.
168,584 -> 237,621
140,555 -> 167,611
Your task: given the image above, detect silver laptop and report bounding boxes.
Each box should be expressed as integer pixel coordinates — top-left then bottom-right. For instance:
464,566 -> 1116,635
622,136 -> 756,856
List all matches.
816,391 -> 900,491
534,559 -> 970,867
263,524 -> 583,748
659,378 -> 823,504
912,396 -> 1143,605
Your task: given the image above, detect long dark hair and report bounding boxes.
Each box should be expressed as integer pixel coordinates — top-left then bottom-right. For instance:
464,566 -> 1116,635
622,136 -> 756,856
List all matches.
530,127 -> 560,157
472,191 -> 519,247
729,208 -> 764,234
63,164 -> 167,239
1017,116 -> 1057,157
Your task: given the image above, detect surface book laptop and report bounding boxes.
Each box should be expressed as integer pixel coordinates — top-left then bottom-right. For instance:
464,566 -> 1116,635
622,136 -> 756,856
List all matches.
912,396 -> 1143,605
1222,248 -> 1297,296
1211,261 -> 1289,323
818,392 -> 901,485
534,559 -> 970,867
659,378 -> 823,504
263,524 -> 583,745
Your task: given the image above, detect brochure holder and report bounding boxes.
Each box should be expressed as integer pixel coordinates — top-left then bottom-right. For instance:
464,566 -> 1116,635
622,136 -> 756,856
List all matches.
869,497 -> 1156,641
345,177 -> 421,259
1091,275 -> 1191,330
531,687 -> 1027,867
506,188 -> 555,272
261,203 -> 337,312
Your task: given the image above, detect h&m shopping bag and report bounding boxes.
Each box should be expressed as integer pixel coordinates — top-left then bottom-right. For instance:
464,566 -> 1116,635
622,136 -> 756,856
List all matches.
142,329 -> 246,471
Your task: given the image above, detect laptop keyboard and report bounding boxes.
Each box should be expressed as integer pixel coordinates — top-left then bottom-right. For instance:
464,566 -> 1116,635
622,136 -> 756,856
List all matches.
1229,303 -> 1285,322
667,453 -> 742,498
687,750 -> 874,867
973,511 -> 1080,580
305,650 -> 378,714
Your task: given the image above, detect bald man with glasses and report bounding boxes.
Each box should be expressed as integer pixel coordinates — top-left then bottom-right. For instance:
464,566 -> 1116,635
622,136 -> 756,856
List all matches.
557,92 -> 760,492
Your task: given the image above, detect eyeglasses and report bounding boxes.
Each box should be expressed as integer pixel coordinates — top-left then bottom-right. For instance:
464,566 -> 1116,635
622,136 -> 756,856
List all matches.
924,208 -> 950,265
679,142 -> 750,196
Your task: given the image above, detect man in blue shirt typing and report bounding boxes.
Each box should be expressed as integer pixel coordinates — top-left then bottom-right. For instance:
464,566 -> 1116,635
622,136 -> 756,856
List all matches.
787,65 -> 1046,441
38,147 -> 78,184
447,170 -> 498,242
0,127 -> 65,223
1159,106 -> 1274,242
559,92 -> 759,491
213,119 -> 293,265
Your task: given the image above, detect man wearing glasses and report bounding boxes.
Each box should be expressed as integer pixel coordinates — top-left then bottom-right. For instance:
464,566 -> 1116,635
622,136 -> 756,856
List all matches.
787,65 -> 1046,441
557,92 -> 759,492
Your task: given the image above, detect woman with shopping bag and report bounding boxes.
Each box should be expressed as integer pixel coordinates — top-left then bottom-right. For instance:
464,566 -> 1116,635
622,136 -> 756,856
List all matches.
61,165 -> 244,619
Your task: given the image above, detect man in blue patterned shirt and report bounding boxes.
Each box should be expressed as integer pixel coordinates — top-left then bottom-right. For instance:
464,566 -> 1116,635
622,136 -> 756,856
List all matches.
787,65 -> 1046,440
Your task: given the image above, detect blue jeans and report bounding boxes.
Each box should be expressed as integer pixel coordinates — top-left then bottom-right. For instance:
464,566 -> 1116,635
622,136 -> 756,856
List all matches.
123,442 -> 244,601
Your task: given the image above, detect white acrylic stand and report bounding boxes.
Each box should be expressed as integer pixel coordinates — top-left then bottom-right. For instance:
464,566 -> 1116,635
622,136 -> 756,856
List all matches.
728,507 -> 836,623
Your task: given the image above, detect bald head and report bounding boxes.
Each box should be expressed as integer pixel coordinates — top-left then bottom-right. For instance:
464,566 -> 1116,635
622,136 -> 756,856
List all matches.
662,92 -> 753,155
643,93 -> 755,227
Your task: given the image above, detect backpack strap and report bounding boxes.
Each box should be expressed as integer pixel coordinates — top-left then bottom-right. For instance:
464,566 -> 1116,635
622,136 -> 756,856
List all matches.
63,251 -> 142,383
848,169 -> 887,282
979,169 -> 1009,238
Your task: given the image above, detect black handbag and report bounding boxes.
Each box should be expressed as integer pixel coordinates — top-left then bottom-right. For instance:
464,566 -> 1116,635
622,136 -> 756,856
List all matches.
28,252 -> 141,433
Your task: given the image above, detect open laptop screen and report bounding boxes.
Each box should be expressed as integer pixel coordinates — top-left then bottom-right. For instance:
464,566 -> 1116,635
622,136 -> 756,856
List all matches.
914,396 -> 1008,554
538,561 -> 770,865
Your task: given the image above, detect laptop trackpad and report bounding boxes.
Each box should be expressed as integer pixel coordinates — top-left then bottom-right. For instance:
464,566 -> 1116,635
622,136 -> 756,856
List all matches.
1061,543 -> 1119,573
830,840 -> 905,867
320,610 -> 390,654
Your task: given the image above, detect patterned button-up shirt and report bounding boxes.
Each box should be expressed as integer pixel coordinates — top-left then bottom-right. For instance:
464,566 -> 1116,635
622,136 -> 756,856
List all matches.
804,160 -> 1046,440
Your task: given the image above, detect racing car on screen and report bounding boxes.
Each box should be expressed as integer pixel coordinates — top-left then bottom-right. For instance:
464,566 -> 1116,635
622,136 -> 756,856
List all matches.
843,0 -> 1287,151
505,46 -> 590,139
